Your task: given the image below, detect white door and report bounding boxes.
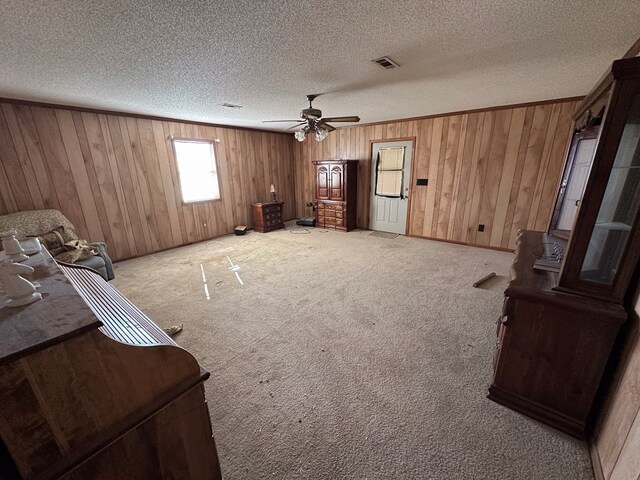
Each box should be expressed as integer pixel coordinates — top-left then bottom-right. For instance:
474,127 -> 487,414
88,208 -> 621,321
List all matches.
369,140 -> 413,234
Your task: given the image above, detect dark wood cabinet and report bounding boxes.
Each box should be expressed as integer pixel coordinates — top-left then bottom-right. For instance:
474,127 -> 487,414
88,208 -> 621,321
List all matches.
252,201 -> 284,233
490,57 -> 640,439
313,160 -> 357,231
489,231 -> 626,438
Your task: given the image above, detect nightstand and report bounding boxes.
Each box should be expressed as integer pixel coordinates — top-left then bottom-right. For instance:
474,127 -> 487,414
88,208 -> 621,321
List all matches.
251,202 -> 284,233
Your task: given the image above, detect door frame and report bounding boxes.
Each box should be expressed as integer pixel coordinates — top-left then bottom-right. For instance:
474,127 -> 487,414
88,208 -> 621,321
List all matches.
368,137 -> 416,235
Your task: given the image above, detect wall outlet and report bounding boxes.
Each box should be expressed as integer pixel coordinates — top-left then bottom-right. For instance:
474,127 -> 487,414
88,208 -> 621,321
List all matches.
478,224 -> 485,232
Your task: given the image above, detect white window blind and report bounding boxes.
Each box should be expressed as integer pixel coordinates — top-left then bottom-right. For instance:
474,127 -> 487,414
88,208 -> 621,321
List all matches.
173,140 -> 220,203
375,147 -> 405,197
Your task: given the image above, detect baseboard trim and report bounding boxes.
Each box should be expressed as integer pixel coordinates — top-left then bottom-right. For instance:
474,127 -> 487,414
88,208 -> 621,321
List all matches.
488,384 -> 586,439
405,233 -> 515,253
589,437 -> 605,480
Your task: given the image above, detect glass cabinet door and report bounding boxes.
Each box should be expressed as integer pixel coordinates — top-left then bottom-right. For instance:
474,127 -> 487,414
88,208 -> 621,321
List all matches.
550,128 -> 598,236
559,58 -> 640,303
579,93 -> 640,286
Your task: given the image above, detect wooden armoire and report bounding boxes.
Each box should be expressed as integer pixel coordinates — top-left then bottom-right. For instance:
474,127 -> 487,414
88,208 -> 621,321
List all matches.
313,160 -> 358,231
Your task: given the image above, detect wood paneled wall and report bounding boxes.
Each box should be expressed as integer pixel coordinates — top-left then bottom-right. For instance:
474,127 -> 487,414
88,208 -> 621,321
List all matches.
293,99 -> 580,250
0,101 -> 295,261
591,288 -> 640,480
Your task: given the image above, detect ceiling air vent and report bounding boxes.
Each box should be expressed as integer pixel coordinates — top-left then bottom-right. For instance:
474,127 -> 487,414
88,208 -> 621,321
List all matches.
372,56 -> 400,70
222,103 -> 243,109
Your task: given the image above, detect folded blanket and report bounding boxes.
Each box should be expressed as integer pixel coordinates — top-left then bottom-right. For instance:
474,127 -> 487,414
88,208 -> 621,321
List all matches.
37,227 -> 98,264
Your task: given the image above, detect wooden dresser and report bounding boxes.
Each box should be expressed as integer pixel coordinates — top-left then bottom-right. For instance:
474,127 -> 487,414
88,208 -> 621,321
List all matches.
0,250 -> 222,479
313,160 -> 358,231
252,201 -> 284,233
489,230 -> 626,439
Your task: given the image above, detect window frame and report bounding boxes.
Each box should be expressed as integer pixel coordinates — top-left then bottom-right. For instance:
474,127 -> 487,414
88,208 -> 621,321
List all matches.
170,137 -> 222,205
374,146 -> 406,198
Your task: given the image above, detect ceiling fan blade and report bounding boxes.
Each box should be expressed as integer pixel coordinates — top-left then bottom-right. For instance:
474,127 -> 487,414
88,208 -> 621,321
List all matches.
262,120 -> 303,123
319,116 -> 360,123
317,121 -> 336,132
285,123 -> 306,131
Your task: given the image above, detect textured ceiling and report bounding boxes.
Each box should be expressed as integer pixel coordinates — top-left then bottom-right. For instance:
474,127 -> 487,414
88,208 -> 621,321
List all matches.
1,0 -> 639,132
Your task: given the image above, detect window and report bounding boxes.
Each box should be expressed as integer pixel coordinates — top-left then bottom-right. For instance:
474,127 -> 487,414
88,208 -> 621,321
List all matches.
172,139 -> 220,203
375,147 -> 405,197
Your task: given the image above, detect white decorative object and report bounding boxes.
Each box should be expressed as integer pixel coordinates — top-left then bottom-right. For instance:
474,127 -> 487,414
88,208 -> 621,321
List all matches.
1,230 -> 28,262
0,260 -> 42,307
19,237 -> 42,255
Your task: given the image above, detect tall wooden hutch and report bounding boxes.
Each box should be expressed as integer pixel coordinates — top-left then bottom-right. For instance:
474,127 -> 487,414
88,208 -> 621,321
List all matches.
489,57 -> 640,438
313,160 -> 358,231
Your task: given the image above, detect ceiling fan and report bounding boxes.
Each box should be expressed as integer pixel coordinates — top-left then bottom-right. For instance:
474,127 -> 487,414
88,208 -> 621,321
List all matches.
263,94 -> 360,142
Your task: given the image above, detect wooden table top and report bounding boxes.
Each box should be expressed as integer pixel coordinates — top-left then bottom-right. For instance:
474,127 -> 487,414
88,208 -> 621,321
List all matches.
0,249 -> 101,366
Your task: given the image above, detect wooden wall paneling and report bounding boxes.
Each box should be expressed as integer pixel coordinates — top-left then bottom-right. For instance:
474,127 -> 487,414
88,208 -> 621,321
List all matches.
0,163 -> 12,214
275,134 -> 288,217
205,127 -> 225,237
357,126 -> 371,228
421,117 -> 444,237
199,124 -> 225,238
241,130 -> 258,207
436,115 -> 461,239
224,128 -> 245,228
72,111 -> 116,251
283,134 -> 295,219
0,109 -> 35,212
460,112 -> 485,244
0,99 -> 295,261
13,105 -> 61,210
507,104 -> 553,246
500,107 -> 535,248
476,109 -> 513,246
119,116 -> 153,254
466,111 -> 495,245
151,120 -> 184,246
252,132 -> 268,205
259,132 -> 275,210
99,114 -> 137,256
608,411 -> 640,480
210,126 -> 234,232
451,113 -> 479,242
595,317 -> 640,479
266,129 -> 280,211
30,107 -> 88,239
291,98 -> 576,250
446,116 -> 468,240
489,108 -> 527,247
408,119 -> 432,236
104,115 -> 145,255
81,112 -> 132,259
533,101 -> 578,232
123,116 -> 161,252
1,104 -> 45,210
526,103 -> 562,230
294,140 -> 303,217
55,109 -> 105,243
136,118 -> 174,250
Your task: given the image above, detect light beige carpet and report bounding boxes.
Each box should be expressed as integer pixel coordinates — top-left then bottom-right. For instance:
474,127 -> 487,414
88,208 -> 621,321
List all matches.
112,224 -> 593,480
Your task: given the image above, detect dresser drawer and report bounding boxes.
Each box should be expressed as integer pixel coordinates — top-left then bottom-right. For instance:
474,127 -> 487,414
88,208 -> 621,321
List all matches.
263,206 -> 281,215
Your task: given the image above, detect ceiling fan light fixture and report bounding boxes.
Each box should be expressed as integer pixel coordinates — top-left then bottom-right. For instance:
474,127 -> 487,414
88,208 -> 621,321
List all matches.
294,129 -> 306,142
315,128 -> 328,142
